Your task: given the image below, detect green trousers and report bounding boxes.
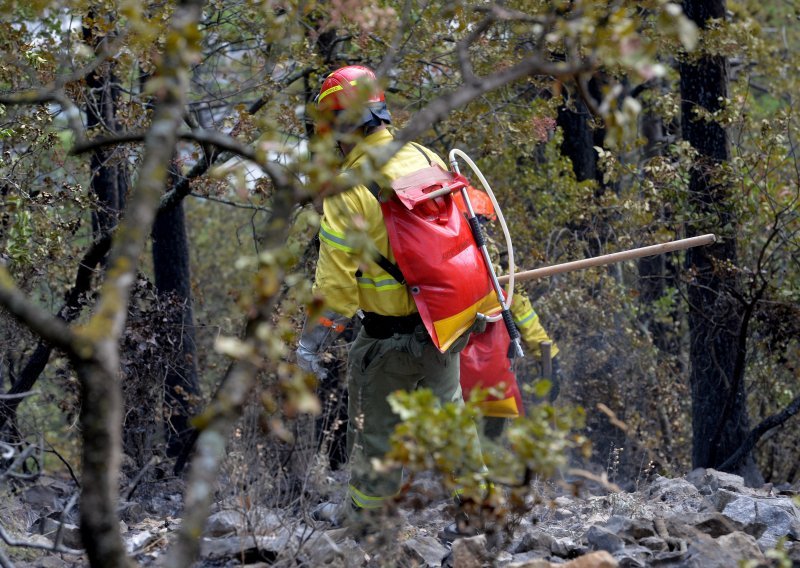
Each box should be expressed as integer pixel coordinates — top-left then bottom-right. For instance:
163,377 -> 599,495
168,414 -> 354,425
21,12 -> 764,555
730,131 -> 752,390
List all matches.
345,325 -> 475,509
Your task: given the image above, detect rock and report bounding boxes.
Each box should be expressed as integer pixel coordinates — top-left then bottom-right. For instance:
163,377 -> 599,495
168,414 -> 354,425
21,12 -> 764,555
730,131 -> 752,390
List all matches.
586,525 -> 625,553
505,559 -> 552,568
612,545 -> 652,567
564,551 -> 618,567
21,485 -> 63,510
29,516 -> 83,549
719,494 -> 800,548
507,552 -> 619,568
400,534 -> 449,567
301,532 -> 366,567
554,496 -> 574,507
200,533 -> 291,563
450,534 -> 487,568
716,532 -> 765,562
663,511 -> 741,539
124,530 -> 158,554
686,468 -> 745,495
646,476 -> 705,513
205,509 -> 247,536
118,500 -> 145,524
603,516 -> 656,540
679,531 -> 765,567
638,536 -> 668,552
709,489 -> 741,511
513,530 -> 561,555
554,508 -> 574,520
15,557 -> 75,568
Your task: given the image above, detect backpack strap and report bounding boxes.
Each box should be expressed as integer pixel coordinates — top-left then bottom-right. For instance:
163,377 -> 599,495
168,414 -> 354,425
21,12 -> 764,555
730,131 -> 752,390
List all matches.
363,180 -> 406,285
411,142 -> 433,165
357,142 -> 436,285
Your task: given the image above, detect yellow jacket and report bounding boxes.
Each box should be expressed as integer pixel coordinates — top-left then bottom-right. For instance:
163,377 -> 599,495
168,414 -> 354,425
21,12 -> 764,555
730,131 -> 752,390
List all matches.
314,129 -> 447,317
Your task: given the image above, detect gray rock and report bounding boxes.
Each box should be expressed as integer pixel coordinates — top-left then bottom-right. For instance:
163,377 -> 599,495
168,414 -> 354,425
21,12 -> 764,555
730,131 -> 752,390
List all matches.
21,485 -> 62,510
720,494 -> 800,548
646,476 -> 705,513
205,509 -> 247,536
612,545 -> 652,568
709,488 -> 741,511
29,516 -> 83,549
686,468 -> 745,495
604,515 -> 656,540
676,531 -> 766,567
504,558 -> 552,568
301,532 -> 366,567
450,534 -> 487,568
513,530 -> 561,555
200,533 -> 291,563
118,500 -> 145,524
124,530 -> 157,554
638,536 -> 668,552
400,534 -> 449,567
664,511 -> 741,538
586,525 -> 625,553
716,532 -> 765,562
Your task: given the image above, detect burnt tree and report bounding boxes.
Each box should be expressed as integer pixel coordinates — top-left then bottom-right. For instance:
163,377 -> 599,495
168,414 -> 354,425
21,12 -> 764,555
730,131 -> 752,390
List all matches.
152,171 -> 201,458
680,0 -> 760,483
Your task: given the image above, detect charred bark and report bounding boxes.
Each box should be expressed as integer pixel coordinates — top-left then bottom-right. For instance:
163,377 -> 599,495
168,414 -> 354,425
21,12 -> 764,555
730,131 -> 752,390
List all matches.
680,0 -> 760,483
152,175 -> 201,458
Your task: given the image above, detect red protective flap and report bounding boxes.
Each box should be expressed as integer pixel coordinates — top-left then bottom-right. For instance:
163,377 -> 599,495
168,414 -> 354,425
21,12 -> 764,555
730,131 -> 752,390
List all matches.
380,187 -> 499,352
391,166 -> 468,210
460,322 -> 523,418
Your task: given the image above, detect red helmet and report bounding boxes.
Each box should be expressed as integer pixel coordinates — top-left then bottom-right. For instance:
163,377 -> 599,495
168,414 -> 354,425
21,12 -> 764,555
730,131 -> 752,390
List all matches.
315,65 -> 391,133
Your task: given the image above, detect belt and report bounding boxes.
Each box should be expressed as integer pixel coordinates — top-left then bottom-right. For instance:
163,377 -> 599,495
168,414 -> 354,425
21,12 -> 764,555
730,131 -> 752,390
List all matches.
361,311 -> 423,339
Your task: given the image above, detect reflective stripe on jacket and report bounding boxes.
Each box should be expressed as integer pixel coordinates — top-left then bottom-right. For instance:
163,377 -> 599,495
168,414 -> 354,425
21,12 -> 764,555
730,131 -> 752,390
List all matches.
314,129 -> 447,317
511,292 -> 559,359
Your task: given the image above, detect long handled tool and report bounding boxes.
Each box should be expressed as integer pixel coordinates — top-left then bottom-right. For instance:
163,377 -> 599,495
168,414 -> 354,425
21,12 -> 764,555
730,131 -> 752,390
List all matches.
498,234 -> 717,284
449,149 -> 525,358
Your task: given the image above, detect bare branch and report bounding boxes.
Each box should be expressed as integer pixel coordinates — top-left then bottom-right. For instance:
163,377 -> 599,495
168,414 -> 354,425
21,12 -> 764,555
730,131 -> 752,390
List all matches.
0,267 -> 77,353
456,17 -> 495,86
0,89 -> 86,146
718,393 -> 800,472
0,524 -> 84,557
395,55 -> 595,146
0,390 -> 38,400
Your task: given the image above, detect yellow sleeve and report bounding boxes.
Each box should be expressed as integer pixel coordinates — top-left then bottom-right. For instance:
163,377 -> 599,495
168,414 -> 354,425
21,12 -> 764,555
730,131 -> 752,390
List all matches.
510,292 -> 559,359
312,190 -> 363,318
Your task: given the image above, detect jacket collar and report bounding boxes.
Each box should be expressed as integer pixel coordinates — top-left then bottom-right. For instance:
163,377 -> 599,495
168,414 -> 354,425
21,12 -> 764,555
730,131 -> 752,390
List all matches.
341,128 -> 394,170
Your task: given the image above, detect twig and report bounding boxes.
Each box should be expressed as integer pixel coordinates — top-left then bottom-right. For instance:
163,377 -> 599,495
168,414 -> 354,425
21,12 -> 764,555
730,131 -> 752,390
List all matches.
0,524 -> 83,556
190,192 -> 272,212
53,492 -> 80,551
0,546 -> 13,568
124,455 -> 158,501
0,391 -> 39,400
44,431 -> 81,490
0,444 -> 35,482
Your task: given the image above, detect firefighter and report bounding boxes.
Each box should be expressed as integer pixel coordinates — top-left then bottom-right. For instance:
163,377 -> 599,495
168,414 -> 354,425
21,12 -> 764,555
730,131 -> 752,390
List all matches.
295,65 -> 482,527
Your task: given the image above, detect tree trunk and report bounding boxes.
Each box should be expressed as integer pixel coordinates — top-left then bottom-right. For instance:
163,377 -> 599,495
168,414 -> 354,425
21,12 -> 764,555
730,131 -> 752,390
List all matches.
83,19 -> 127,239
152,175 -> 201,458
680,0 -> 760,483
557,92 -> 599,183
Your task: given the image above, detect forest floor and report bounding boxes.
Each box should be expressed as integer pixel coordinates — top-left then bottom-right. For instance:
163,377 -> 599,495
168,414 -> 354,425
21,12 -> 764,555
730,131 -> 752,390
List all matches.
1,464 -> 799,567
